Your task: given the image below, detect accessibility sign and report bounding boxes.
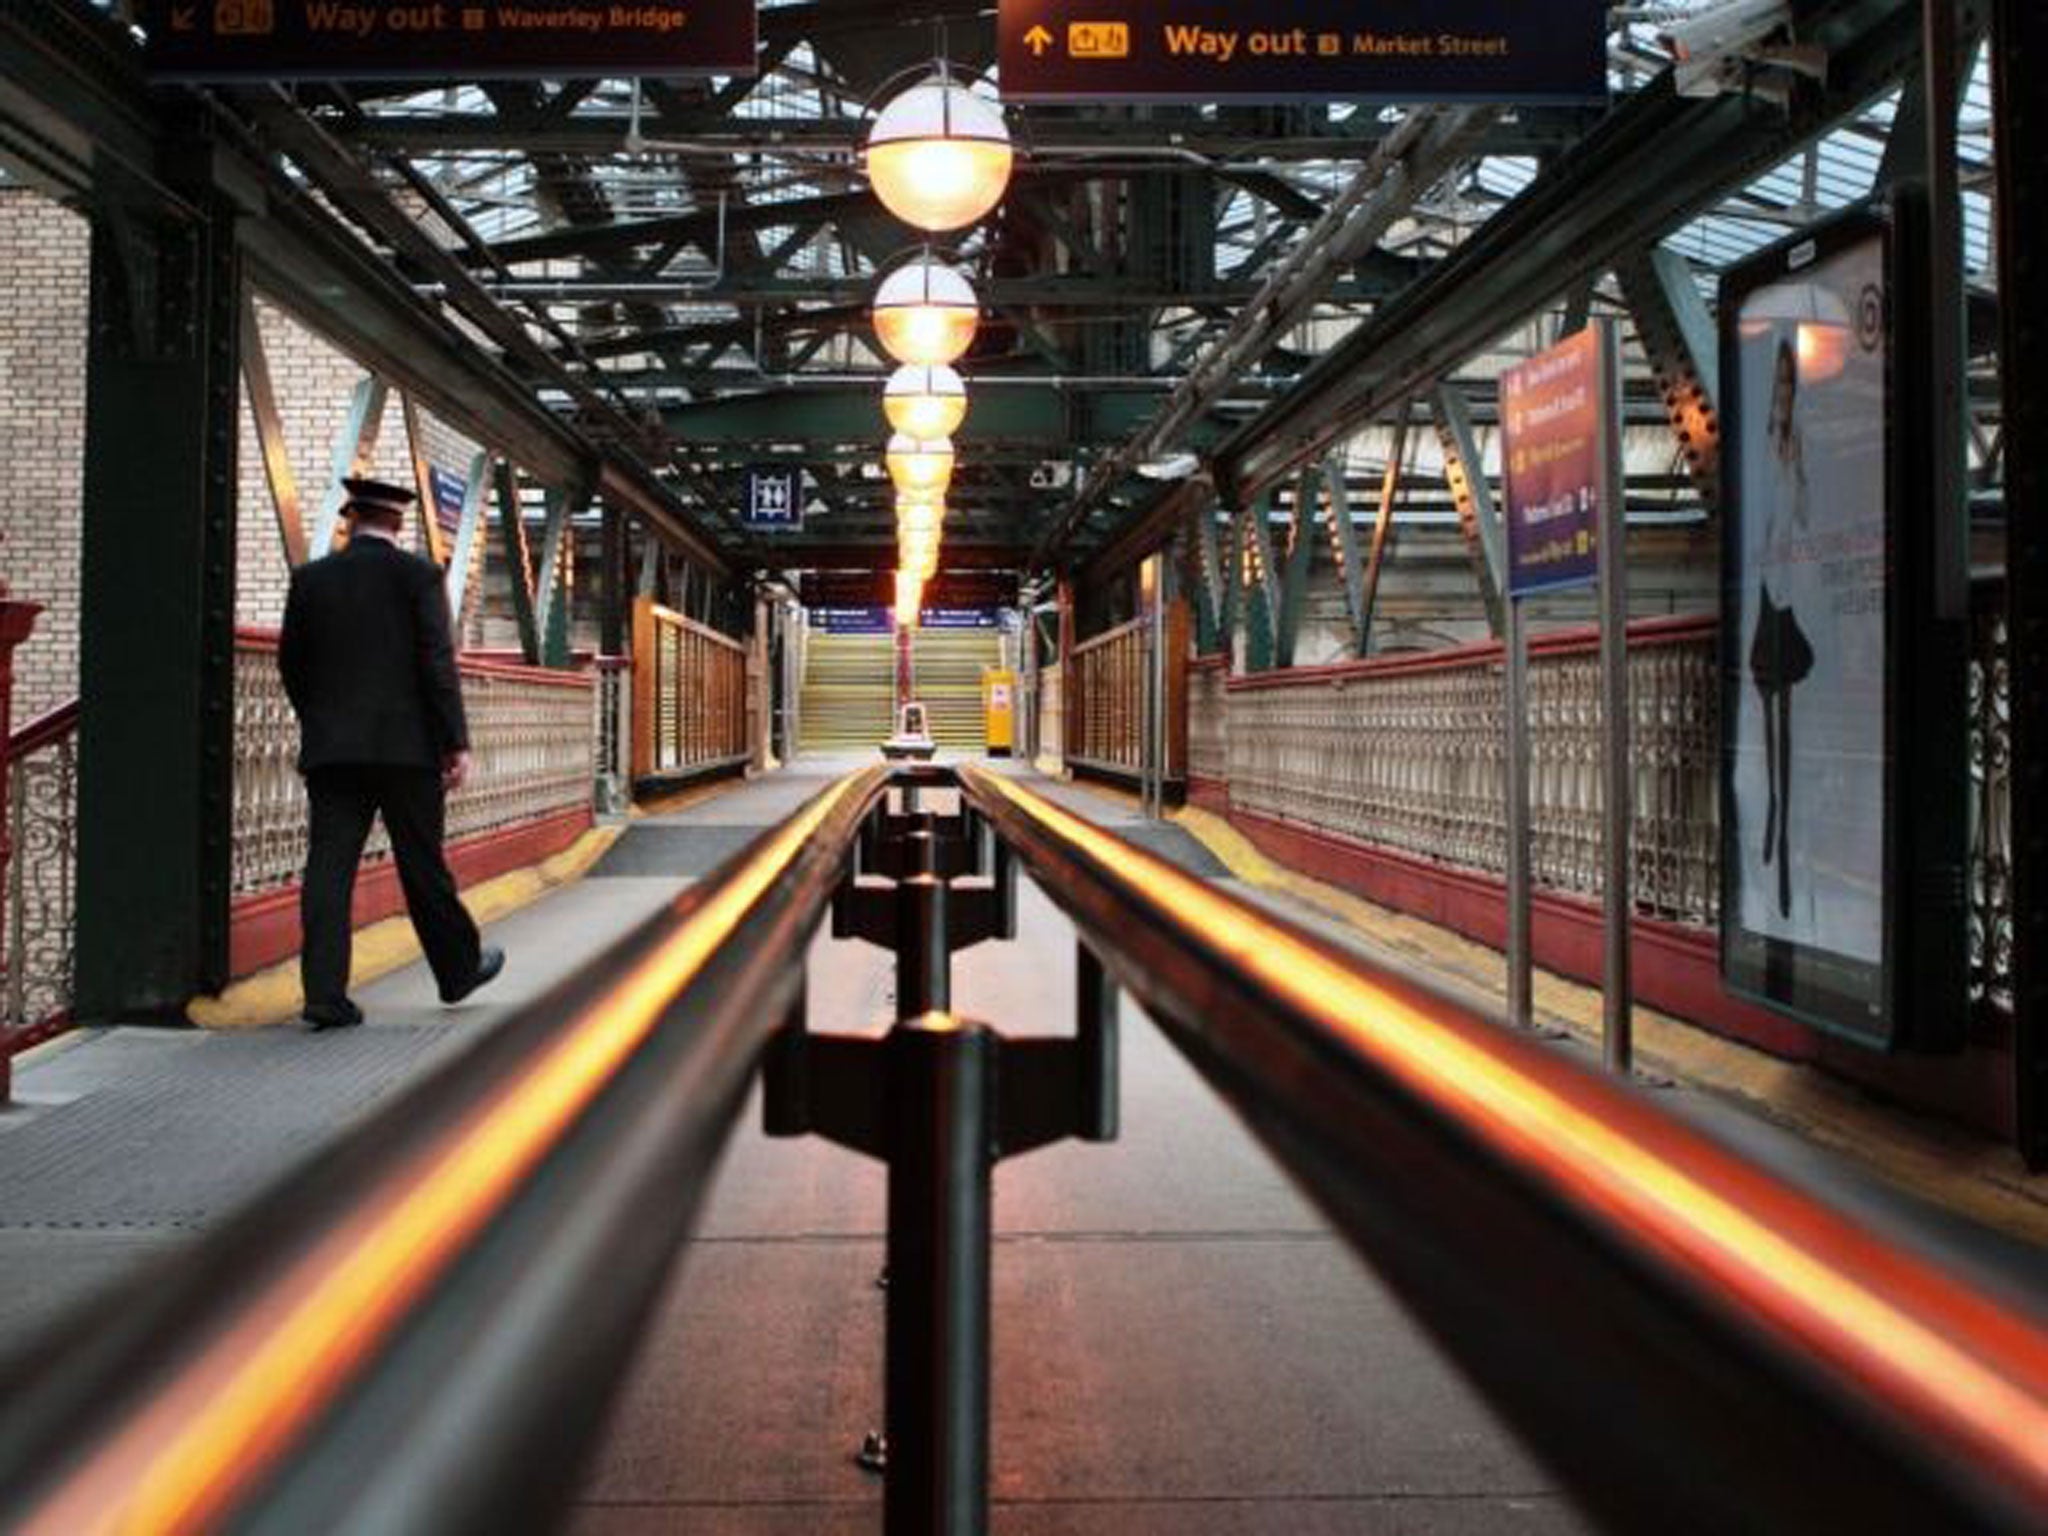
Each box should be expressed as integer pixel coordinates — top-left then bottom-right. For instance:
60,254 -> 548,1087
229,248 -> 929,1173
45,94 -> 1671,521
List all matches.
998,0 -> 1605,104
742,467 -> 802,530
143,0 -> 757,81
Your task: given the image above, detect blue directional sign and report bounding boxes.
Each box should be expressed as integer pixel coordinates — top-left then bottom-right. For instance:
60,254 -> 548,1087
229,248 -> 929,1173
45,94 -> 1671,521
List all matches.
742,468 -> 802,530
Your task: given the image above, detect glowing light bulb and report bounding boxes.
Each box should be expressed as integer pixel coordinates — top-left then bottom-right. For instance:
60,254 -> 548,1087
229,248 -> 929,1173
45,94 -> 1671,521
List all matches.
865,77 -> 1014,232
885,433 -> 955,496
873,259 -> 978,366
884,363 -> 969,440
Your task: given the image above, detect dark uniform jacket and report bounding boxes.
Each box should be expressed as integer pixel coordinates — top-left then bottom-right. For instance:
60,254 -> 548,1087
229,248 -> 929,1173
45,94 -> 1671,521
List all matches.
279,535 -> 468,773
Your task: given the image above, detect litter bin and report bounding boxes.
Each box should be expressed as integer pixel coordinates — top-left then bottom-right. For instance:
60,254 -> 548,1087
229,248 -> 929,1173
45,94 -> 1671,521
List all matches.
982,668 -> 1016,758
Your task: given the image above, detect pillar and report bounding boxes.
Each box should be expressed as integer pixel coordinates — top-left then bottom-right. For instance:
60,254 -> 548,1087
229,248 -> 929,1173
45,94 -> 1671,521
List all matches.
74,146 -> 241,1017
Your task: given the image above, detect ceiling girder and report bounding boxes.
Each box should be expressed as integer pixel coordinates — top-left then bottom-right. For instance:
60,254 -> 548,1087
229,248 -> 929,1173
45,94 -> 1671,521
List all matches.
1079,0 -> 1937,577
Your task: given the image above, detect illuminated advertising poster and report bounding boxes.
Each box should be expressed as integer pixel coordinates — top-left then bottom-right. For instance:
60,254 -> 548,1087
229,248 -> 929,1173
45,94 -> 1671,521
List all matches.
1720,215 -> 1890,1041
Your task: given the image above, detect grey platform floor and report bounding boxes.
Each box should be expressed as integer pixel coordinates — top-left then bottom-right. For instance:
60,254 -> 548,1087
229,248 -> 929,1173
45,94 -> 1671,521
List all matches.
2,756 -> 1582,1533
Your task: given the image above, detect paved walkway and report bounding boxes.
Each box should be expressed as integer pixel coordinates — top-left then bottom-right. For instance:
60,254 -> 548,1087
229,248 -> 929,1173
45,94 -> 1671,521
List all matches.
10,753 -> 2034,1531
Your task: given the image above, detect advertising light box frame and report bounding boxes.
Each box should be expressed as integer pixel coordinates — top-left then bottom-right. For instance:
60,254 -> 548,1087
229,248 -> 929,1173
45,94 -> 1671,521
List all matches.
1716,194 -> 1969,1054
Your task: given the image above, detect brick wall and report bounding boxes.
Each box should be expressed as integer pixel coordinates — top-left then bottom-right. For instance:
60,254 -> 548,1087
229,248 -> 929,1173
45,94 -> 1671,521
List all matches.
0,189 -> 498,728
0,190 -> 89,722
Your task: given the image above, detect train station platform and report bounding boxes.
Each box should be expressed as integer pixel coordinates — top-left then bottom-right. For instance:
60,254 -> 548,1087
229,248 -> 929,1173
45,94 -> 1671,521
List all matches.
5,757 -> 2043,1533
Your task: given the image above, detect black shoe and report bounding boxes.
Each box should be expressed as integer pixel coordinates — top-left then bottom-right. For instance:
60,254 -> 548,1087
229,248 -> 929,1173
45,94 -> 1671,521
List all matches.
304,998 -> 364,1031
440,945 -> 505,1005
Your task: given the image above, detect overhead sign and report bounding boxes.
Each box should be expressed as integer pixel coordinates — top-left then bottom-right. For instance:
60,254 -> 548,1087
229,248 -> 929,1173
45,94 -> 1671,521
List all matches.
143,0 -> 757,81
742,467 -> 802,530
1500,326 -> 1606,598
998,0 -> 1606,103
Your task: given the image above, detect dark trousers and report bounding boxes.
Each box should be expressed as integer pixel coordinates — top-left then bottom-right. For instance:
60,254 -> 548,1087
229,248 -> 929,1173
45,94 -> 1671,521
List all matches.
300,764 -> 480,1006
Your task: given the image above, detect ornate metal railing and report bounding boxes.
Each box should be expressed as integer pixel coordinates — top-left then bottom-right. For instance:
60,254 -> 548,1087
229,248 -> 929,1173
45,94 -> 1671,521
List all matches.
1225,618 -> 1720,926
630,597 -> 748,783
1971,596 -> 2013,1019
1066,605 -> 1190,783
1187,655 -> 1229,788
232,630 -> 597,899
4,702 -> 78,1035
1037,662 -> 1063,763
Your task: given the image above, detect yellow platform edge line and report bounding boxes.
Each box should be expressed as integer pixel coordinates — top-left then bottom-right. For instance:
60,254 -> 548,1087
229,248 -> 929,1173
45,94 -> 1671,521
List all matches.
184,823 -> 623,1032
1130,796 -> 2048,1247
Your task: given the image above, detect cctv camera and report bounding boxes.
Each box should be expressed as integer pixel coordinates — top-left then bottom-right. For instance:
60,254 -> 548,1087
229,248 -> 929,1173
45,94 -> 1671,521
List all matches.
1658,0 -> 1826,100
1658,0 -> 1792,63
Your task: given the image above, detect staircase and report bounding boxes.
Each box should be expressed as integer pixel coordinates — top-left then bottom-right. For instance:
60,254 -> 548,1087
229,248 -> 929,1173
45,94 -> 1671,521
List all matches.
909,627 -> 1004,750
798,631 -> 895,752
796,624 -> 1006,755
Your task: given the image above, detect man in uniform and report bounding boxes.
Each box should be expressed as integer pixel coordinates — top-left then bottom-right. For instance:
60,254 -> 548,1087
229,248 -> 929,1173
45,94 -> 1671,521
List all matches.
279,476 -> 505,1029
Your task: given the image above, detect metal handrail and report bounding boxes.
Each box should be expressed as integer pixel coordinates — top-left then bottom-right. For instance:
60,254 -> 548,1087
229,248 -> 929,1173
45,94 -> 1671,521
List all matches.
957,764 -> 2048,1533
0,765 -> 889,1534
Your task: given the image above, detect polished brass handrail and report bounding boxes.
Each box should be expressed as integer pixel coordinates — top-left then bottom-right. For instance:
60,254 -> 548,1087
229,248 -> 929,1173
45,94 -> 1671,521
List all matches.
958,762 -> 2048,1533
0,766 -> 889,1535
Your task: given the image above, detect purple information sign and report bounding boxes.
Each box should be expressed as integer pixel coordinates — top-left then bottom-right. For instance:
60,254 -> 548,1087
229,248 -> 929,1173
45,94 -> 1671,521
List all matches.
1500,326 -> 1605,598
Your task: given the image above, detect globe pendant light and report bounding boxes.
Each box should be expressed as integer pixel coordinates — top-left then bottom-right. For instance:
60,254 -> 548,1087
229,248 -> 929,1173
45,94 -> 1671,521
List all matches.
884,362 -> 969,440
898,522 -> 941,573
865,75 -> 1014,232
873,258 -> 978,366
886,432 -> 955,497
895,497 -> 944,537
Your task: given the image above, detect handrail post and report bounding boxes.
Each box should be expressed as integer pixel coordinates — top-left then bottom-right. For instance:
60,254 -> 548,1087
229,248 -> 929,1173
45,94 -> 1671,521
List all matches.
780,769 -> 1120,1535
884,1016 -> 994,1536
896,831 -> 951,1017
1076,941 -> 1119,1142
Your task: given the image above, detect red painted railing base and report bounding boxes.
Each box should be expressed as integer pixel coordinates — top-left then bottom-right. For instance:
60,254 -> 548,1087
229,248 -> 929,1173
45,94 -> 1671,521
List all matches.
227,806 -> 593,980
1222,802 -> 2013,1140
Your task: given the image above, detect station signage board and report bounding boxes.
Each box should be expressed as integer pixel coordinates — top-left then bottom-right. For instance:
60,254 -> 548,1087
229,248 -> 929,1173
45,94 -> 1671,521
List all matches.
997,0 -> 1605,104
143,0 -> 757,81
1499,326 -> 1605,597
741,467 -> 802,530
427,464 -> 468,548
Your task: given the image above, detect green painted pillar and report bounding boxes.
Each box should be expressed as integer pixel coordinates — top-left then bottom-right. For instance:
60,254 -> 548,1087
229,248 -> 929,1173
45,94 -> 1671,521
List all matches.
75,162 -> 241,1016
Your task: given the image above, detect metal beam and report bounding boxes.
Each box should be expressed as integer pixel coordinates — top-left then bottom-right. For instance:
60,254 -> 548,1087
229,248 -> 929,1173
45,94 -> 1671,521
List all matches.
1616,246 -> 1721,512
75,148 -> 240,1015
1039,104 -> 1496,566
1275,473 -> 1316,669
309,374 -> 389,561
238,286 -> 308,568
0,4 -> 732,574
1359,414 -> 1411,657
1322,455 -> 1365,649
496,461 -> 541,664
1212,0 -> 1935,503
1238,498 -> 1280,673
443,449 -> 491,626
1432,386 -> 1506,638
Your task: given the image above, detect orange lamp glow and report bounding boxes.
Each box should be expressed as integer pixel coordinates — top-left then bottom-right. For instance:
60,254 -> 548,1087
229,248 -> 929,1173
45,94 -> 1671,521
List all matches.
894,570 -> 925,627
873,258 -> 978,366
896,498 -> 944,537
884,363 -> 969,440
886,432 -> 955,496
865,77 -> 1014,232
